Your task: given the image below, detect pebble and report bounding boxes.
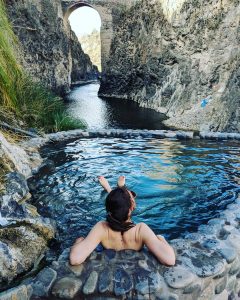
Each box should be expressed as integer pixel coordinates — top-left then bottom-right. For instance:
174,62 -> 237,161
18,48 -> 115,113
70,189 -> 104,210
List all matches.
148,272 -> 165,293
98,267 -> 112,293
83,271 -> 98,295
218,247 -> 237,264
229,259 -> 240,275
227,203 -> 240,211
198,279 -> 215,299
114,268 -> 133,296
207,218 -> 226,226
227,233 -> 240,250
58,248 -> 70,262
51,277 -> 82,299
104,249 -> 116,260
134,268 -> 151,294
170,239 -> 192,250
0,285 -> 32,300
120,249 -> 136,259
138,259 -> 152,271
183,283 -> 202,295
214,289 -> 229,300
202,239 -> 220,250
200,132 -> 240,140
32,267 -> 57,297
227,275 -> 237,291
44,129 -> 197,142
215,277 -> 227,294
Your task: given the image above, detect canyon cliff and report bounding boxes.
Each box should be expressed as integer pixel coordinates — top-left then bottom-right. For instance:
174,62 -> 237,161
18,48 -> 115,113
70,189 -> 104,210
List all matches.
6,0 -> 97,95
99,0 -> 240,132
78,29 -> 102,72
4,0 -> 240,131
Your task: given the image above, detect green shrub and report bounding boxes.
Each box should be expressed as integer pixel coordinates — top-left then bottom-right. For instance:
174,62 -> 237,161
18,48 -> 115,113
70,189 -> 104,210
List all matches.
14,75 -> 86,132
52,111 -> 87,132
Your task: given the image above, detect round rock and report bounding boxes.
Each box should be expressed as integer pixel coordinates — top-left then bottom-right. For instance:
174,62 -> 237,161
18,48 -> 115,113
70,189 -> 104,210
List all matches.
66,262 -> 84,276
164,266 -> 196,289
32,267 -> 57,297
51,277 -> 82,299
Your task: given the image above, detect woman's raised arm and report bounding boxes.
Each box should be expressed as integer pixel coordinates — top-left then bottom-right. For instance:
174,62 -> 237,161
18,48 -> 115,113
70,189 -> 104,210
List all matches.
140,223 -> 176,266
69,221 -> 106,265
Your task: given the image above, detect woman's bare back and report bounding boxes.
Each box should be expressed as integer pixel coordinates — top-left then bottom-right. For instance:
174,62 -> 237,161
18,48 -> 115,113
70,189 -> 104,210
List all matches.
100,221 -> 143,251
70,221 -> 175,266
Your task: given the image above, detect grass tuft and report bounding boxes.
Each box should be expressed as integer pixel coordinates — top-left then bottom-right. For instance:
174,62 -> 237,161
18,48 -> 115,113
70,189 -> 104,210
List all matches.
0,0 -> 86,133
52,111 -> 87,132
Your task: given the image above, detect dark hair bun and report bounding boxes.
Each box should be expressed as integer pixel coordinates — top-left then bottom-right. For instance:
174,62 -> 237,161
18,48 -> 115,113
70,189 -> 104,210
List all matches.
105,187 -> 135,233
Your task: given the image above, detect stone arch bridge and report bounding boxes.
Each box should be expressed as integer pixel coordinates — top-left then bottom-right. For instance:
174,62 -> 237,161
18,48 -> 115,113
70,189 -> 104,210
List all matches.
61,0 -> 134,72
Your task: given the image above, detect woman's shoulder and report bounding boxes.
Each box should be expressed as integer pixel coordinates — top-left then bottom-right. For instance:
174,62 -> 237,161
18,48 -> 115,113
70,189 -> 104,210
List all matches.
96,220 -> 109,230
135,222 -> 153,237
136,222 -> 149,230
90,221 -> 109,238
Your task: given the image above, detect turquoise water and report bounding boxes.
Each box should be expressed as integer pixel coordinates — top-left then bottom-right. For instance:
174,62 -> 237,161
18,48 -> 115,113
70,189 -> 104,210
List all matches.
30,137 -> 240,250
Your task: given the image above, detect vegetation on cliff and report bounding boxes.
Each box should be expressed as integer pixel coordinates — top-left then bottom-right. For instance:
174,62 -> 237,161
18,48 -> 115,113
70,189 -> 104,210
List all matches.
0,0 -> 85,133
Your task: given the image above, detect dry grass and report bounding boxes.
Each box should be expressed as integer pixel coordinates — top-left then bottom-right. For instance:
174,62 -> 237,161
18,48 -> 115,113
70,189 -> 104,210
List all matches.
0,128 -> 27,143
0,154 -> 14,194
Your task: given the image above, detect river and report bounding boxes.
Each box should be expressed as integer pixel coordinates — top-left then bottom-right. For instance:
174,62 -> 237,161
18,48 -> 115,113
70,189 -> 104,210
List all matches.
66,82 -> 168,130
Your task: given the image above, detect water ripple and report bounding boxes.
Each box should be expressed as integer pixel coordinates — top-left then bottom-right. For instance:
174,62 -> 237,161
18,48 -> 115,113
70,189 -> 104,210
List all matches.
30,138 -> 240,250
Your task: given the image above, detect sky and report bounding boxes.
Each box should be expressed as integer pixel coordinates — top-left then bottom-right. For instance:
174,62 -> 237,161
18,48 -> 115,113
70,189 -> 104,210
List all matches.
68,7 -> 101,37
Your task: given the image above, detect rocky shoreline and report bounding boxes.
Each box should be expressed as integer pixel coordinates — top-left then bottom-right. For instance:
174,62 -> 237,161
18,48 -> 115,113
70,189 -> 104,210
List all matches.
0,132 -> 55,294
0,129 -> 240,299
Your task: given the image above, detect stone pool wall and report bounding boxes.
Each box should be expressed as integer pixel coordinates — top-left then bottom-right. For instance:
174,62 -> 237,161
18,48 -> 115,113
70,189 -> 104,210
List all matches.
20,129 -> 240,149
1,196 -> 240,299
0,129 -> 240,300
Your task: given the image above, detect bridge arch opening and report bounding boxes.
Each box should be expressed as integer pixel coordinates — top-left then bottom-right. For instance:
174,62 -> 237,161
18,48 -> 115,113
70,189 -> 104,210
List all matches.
67,3 -> 102,72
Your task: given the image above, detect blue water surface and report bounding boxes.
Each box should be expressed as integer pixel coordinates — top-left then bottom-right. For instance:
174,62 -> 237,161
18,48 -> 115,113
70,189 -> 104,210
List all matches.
30,137 -> 240,250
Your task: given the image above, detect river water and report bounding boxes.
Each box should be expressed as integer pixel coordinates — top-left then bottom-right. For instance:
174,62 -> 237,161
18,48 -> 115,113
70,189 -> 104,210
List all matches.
66,83 -> 168,130
30,84 -> 240,252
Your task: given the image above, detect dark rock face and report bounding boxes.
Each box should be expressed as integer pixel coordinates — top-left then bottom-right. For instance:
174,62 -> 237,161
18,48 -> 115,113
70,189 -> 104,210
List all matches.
99,0 -> 240,132
6,0 -> 97,95
70,31 -> 99,84
0,172 -> 55,291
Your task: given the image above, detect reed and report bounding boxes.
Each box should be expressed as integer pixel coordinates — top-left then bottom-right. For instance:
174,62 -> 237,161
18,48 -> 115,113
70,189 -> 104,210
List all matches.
0,0 -> 85,132
0,0 -> 22,109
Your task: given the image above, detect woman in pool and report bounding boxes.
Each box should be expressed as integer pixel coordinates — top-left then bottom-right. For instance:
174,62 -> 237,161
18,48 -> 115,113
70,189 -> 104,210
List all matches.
70,176 -> 175,266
